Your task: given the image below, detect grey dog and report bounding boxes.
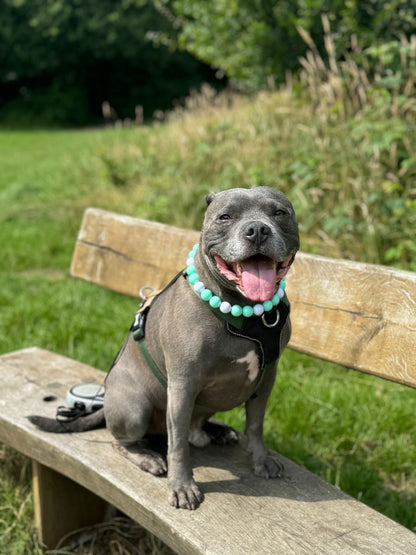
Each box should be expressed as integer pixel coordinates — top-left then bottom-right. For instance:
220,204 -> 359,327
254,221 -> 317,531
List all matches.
30,186 -> 300,510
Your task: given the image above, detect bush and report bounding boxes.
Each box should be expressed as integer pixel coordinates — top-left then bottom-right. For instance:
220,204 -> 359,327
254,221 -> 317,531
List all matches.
93,24 -> 416,271
161,1 -> 416,89
0,0 -> 219,126
296,16 -> 416,269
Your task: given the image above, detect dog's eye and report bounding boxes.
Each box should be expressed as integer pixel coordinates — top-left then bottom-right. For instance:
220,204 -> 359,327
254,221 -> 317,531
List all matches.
274,209 -> 287,217
219,214 -> 231,220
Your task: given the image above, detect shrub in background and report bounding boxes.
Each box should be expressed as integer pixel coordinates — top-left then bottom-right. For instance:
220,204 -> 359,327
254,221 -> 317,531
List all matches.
161,0 -> 416,89
0,0 -> 219,127
96,17 -> 415,271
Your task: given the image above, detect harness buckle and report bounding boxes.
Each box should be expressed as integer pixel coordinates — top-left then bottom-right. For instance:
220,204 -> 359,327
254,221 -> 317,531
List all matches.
131,310 -> 147,341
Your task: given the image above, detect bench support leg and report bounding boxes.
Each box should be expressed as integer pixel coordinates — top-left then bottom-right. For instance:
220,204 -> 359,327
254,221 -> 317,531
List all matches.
32,460 -> 108,549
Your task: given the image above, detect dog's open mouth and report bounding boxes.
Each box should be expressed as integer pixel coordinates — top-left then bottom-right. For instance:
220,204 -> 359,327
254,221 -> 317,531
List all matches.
213,253 -> 295,302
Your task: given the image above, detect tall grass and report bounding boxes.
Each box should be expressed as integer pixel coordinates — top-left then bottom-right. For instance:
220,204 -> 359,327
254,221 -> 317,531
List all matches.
1,31 -> 415,550
96,26 -> 416,269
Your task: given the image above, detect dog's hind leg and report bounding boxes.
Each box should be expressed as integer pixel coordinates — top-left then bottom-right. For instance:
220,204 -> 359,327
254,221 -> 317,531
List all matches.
112,439 -> 167,475
108,404 -> 168,476
106,403 -> 168,476
104,361 -> 167,475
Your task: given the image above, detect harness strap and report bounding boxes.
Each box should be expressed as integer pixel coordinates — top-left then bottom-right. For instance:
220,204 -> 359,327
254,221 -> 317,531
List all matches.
131,270 -> 290,395
138,337 -> 167,388
130,270 -> 186,389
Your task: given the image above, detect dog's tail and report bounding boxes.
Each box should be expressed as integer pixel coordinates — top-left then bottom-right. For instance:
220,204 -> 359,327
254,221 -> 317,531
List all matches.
28,408 -> 105,433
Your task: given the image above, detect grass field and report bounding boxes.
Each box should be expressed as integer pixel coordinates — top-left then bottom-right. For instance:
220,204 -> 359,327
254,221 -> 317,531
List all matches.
0,89 -> 415,552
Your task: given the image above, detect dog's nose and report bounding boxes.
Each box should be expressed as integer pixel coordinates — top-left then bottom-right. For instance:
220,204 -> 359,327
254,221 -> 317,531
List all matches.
244,221 -> 271,245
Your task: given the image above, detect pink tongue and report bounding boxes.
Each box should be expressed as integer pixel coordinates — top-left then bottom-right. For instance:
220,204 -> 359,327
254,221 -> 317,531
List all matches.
240,258 -> 276,302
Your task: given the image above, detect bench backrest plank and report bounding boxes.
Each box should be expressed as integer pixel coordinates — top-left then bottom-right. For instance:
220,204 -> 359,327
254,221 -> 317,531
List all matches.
71,208 -> 416,388
289,254 -> 416,387
71,207 -> 200,297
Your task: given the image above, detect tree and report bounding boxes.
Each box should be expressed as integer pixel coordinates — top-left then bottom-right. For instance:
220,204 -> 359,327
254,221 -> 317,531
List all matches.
158,0 -> 416,89
0,0 -> 215,125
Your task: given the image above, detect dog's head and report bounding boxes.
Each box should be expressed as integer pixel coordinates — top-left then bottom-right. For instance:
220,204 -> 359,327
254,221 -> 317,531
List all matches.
200,187 -> 299,302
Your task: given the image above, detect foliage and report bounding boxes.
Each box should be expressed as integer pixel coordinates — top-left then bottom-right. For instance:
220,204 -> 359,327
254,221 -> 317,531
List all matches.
91,59 -> 415,270
155,0 -> 416,89
0,447 -> 42,554
0,0 -> 214,126
295,16 -> 416,269
3,1 -> 416,125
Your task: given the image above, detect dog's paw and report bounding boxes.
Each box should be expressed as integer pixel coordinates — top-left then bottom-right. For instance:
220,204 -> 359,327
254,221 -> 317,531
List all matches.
136,451 -> 168,475
113,441 -> 167,476
169,480 -> 204,510
203,420 -> 239,445
188,428 -> 211,448
253,455 -> 284,479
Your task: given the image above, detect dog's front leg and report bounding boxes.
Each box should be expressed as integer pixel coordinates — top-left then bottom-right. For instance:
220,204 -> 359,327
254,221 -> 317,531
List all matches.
244,362 -> 284,478
166,379 -> 204,510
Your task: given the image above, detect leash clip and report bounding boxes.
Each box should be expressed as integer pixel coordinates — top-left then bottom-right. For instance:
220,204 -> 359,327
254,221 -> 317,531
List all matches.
132,311 -> 146,341
139,285 -> 156,300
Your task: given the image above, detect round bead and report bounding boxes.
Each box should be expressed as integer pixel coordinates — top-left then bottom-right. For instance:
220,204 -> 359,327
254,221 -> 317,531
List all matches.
253,303 -> 265,316
272,293 -> 280,306
209,295 -> 221,308
188,272 -> 200,285
231,305 -> 243,317
185,244 -> 285,321
242,305 -> 254,317
200,288 -> 213,301
193,281 -> 205,292
219,301 -> 232,314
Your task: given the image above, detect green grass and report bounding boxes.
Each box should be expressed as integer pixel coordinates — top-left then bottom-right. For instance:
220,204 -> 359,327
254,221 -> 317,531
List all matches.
0,90 -> 415,552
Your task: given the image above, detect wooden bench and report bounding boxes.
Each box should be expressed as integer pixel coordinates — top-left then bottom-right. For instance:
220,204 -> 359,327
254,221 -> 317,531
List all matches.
1,207 -> 415,553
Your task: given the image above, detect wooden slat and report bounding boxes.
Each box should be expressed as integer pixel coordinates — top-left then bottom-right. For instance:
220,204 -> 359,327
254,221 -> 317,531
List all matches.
71,207 -> 200,297
287,254 -> 416,388
32,460 -> 108,549
1,347 -> 415,554
70,208 -> 416,387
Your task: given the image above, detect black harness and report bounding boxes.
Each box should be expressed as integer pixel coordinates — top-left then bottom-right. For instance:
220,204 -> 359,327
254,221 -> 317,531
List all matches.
130,271 -> 290,393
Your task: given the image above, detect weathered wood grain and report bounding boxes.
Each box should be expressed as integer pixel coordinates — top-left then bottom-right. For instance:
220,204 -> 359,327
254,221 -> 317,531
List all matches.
1,347 -> 415,554
71,208 -> 200,297
33,460 -> 108,548
287,253 -> 416,387
71,208 -> 416,387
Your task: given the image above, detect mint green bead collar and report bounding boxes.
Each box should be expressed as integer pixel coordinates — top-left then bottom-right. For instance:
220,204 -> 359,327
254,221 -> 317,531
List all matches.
185,244 -> 286,321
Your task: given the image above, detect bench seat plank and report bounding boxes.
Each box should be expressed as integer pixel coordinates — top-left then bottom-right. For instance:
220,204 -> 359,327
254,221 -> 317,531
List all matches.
70,208 -> 416,388
1,347 -> 415,554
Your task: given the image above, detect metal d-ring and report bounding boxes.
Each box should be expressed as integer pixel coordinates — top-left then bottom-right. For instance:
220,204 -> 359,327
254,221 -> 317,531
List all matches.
139,285 -> 156,300
262,311 -> 280,328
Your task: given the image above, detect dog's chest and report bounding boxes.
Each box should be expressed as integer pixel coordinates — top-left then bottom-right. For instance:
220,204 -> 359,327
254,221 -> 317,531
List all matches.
197,348 -> 262,410
234,350 -> 260,382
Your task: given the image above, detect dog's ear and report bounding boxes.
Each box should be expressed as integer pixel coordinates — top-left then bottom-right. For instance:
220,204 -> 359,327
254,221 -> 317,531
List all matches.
206,193 -> 216,206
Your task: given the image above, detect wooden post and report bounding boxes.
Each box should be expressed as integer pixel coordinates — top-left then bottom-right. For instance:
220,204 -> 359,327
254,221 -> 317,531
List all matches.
32,460 -> 108,549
